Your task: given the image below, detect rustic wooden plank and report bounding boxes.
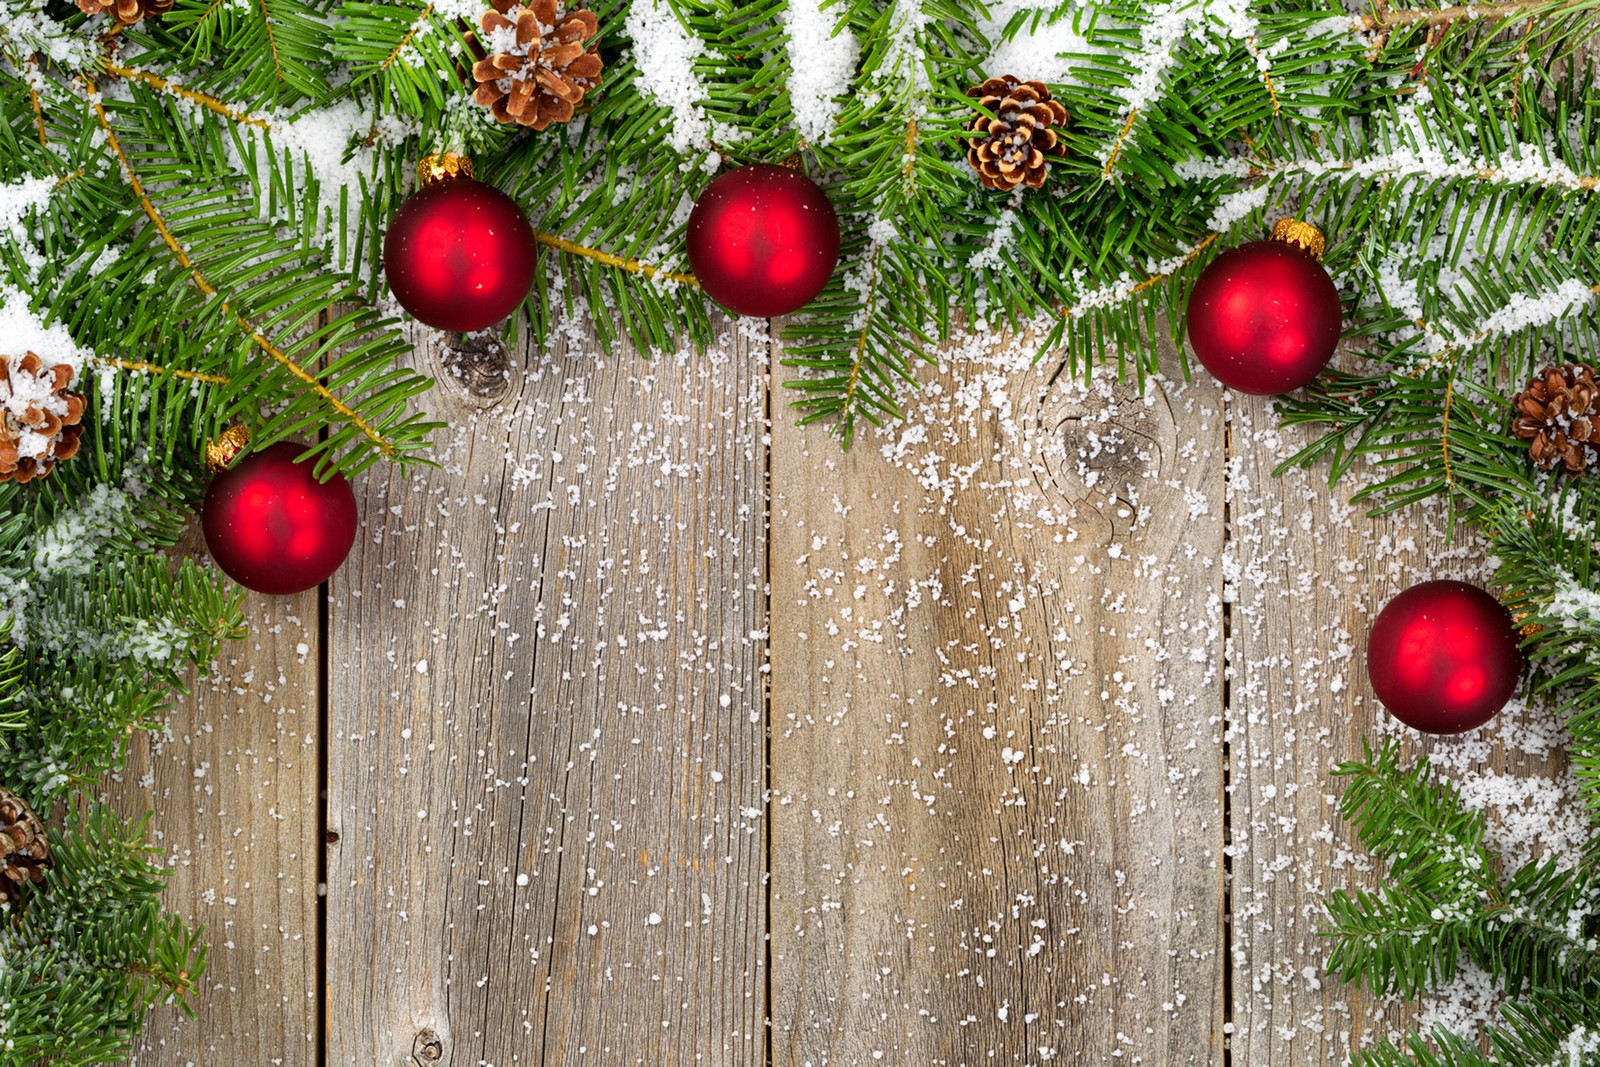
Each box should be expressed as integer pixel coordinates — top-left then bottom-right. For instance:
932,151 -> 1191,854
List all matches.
325,322 -> 769,1066
119,589 -> 323,1066
1225,391 -> 1571,1064
769,338 -> 1227,1065
1223,391 -> 1402,1066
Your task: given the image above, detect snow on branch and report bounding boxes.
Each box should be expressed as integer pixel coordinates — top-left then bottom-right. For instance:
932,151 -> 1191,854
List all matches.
1416,279 -> 1599,358
1101,0 -> 1277,176
978,1 -> 1094,87
1059,232 -> 1219,320
1186,142 -> 1600,232
624,0 -> 718,158
782,0 -> 859,145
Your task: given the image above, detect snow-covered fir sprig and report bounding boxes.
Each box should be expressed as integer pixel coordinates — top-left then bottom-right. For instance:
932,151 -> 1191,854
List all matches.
1325,739 -> 1600,1067
1098,0 -> 1284,177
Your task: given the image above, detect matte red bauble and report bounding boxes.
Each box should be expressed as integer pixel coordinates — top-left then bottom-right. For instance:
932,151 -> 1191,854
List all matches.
686,164 -> 840,318
383,172 -> 537,333
1186,220 -> 1342,395
1366,580 -> 1522,734
202,442 -> 359,595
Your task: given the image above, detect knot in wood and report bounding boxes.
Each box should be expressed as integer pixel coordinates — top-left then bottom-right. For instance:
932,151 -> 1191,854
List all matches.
412,1027 -> 444,1064
1032,377 -> 1174,539
438,332 -> 515,407
1053,413 -> 1153,485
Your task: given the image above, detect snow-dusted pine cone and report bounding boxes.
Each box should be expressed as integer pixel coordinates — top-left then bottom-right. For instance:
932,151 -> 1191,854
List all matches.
964,76 -> 1069,192
1512,363 -> 1600,475
0,786 -> 52,906
471,0 -> 603,130
0,352 -> 86,484
75,0 -> 174,24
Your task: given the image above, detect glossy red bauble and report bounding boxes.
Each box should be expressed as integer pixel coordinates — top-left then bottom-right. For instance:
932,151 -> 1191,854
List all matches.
1366,580 -> 1523,734
202,442 -> 359,595
1186,239 -> 1342,395
686,164 -> 840,318
383,178 -> 538,333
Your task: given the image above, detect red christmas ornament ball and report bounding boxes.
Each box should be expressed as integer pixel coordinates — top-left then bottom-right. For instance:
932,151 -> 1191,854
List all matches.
384,178 -> 537,333
1366,580 -> 1523,734
1185,236 -> 1342,395
686,164 -> 840,318
202,442 -> 359,595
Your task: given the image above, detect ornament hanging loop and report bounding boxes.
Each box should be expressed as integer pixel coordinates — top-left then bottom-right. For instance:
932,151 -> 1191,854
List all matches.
204,422 -> 252,473
418,153 -> 475,188
1270,218 -> 1326,259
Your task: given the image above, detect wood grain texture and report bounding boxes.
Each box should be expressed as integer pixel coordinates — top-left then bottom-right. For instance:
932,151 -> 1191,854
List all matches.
769,338 -> 1227,1066
324,321 -> 769,1066
1225,390 -> 1572,1065
1224,391 -> 1402,1066
120,590 -> 323,1067
107,327 -> 1586,1067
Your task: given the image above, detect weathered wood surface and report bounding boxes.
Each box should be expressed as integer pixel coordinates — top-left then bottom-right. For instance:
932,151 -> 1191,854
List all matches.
1227,387 -> 1571,1066
1225,391 -> 1405,1065
122,589 -> 322,1066
769,338 -> 1227,1065
106,324 -> 1566,1067
323,322 -> 770,1066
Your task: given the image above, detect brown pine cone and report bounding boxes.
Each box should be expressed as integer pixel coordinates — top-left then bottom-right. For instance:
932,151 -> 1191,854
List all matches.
472,0 -> 603,130
1512,363 -> 1600,475
964,76 -> 1069,192
0,786 -> 51,906
75,0 -> 174,24
0,352 -> 86,485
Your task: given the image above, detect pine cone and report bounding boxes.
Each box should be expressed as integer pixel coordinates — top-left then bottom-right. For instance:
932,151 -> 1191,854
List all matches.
471,0 -> 603,130
964,76 -> 1069,192
0,786 -> 51,906
0,352 -> 86,485
1512,364 -> 1600,475
75,0 -> 174,24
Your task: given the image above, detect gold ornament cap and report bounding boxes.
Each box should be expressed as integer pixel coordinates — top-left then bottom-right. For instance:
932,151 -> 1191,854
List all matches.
1270,218 -> 1326,260
418,153 -> 475,188
204,423 -> 252,474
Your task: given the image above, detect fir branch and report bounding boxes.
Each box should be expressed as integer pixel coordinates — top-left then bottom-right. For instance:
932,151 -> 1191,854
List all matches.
1059,232 -> 1220,322
839,242 -> 884,427
26,56 -> 45,146
329,0 -> 478,120
256,0 -> 287,85
0,804 -> 207,1066
85,85 -> 430,471
158,0 -> 331,102
0,618 -> 22,733
1327,738 -> 1600,1066
103,62 -> 273,129
535,231 -> 701,287
94,357 -> 232,385
1441,372 -> 1457,490
1101,108 -> 1139,178
379,2 -> 431,72
1357,1 -> 1590,32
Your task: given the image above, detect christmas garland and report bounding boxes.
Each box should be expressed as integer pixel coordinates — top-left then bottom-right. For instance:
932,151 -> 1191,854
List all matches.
2,0 -> 1600,1062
